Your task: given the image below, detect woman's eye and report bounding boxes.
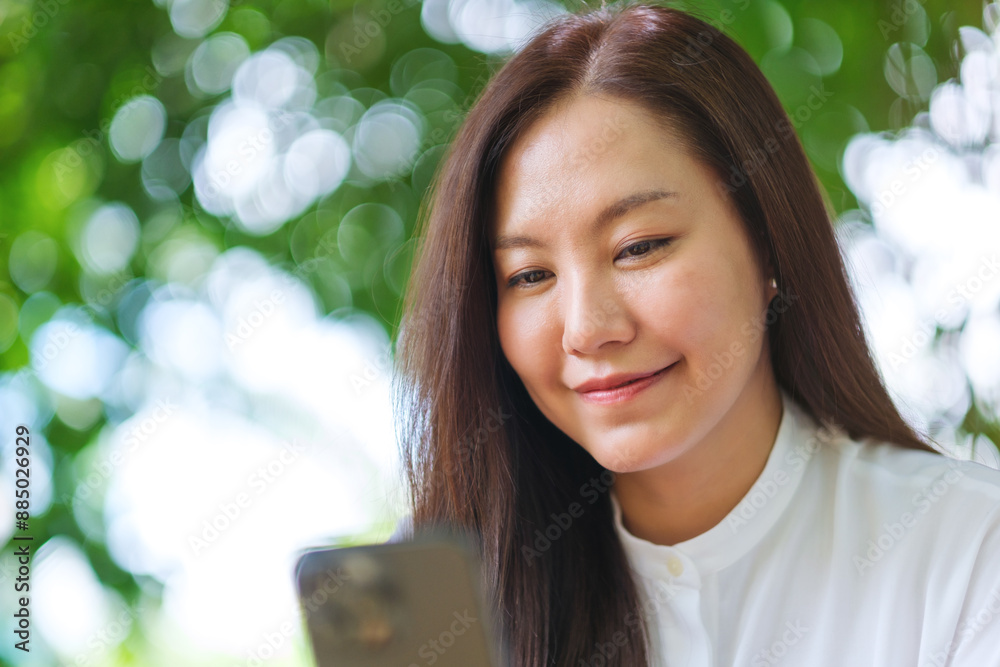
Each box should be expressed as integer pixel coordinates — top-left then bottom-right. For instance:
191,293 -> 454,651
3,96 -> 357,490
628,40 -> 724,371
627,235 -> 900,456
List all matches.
506,238 -> 673,289
619,238 -> 673,259
507,269 -> 548,289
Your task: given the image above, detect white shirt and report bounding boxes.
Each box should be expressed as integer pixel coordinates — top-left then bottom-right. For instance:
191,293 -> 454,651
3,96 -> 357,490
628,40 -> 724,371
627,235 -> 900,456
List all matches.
609,388 -> 1000,667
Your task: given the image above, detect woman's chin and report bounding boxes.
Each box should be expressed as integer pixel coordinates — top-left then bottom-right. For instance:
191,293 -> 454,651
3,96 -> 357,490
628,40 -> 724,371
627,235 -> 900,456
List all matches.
595,445 -> 653,474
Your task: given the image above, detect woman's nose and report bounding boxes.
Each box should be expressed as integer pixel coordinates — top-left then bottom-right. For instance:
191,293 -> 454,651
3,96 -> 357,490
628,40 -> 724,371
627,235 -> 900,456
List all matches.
561,280 -> 633,355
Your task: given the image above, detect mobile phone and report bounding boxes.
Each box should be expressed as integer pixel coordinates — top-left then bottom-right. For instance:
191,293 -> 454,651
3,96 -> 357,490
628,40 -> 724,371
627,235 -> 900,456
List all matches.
294,527 -> 506,667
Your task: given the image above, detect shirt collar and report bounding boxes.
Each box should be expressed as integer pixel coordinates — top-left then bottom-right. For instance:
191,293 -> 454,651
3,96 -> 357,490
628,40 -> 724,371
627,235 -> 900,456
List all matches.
610,387 -> 829,585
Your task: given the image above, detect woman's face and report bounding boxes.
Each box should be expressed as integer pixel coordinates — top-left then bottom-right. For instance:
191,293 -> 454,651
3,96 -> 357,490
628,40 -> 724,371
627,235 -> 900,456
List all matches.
490,93 -> 779,473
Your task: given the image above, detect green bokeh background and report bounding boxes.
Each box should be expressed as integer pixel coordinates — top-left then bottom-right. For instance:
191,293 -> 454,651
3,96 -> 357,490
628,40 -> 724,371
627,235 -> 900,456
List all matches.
0,0 -> 991,664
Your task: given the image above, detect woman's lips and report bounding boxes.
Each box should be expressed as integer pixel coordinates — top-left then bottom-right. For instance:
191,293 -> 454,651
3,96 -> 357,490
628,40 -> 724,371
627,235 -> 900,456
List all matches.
577,362 -> 676,404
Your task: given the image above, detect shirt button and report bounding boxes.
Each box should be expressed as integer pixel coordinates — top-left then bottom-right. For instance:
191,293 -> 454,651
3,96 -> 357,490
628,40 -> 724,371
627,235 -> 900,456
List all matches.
666,554 -> 684,577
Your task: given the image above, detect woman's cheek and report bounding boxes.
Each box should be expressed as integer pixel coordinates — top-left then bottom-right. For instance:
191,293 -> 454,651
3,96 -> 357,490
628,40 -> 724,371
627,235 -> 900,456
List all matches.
499,302 -> 548,370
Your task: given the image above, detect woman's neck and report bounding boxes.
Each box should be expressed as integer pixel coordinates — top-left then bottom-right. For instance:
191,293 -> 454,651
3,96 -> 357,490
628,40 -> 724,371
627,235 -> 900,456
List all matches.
611,370 -> 784,546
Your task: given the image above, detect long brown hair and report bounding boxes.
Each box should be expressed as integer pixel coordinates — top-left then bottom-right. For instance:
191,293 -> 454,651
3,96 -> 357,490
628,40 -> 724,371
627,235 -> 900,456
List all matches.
391,2 -> 943,665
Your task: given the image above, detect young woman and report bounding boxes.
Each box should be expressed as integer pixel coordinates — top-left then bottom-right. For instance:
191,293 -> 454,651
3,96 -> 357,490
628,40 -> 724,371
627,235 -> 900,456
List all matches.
389,2 -> 1000,665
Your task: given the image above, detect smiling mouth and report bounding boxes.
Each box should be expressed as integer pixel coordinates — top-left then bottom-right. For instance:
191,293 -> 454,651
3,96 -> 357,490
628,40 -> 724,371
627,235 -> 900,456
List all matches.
574,361 -> 678,405
607,363 -> 675,389
613,375 -> 650,388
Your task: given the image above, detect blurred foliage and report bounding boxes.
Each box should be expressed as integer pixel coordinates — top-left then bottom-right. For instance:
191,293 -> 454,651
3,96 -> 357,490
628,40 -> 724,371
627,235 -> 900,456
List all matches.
0,0 -> 987,663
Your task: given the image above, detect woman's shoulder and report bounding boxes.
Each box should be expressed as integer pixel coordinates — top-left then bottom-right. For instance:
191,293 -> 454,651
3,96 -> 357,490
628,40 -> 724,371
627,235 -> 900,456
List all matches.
803,428 -> 1000,571
832,445 -> 1000,665
818,432 -> 1000,593
824,430 -> 1000,506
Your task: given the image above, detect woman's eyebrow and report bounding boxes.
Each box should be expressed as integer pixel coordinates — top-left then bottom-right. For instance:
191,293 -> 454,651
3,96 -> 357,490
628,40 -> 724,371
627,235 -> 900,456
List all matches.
492,188 -> 677,252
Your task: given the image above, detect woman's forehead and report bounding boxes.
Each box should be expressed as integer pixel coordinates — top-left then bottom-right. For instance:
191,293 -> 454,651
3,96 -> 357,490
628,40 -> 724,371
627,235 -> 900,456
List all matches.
496,96 -> 694,189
